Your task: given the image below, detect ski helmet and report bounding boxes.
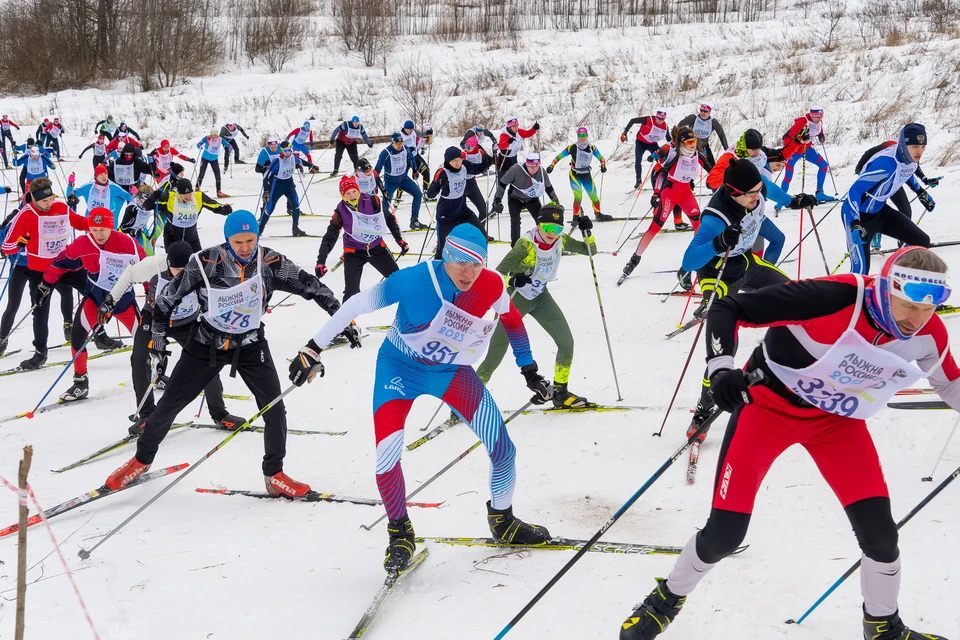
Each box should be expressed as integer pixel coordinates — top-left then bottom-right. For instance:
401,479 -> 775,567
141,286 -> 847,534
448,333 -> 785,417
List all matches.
866,246 -> 951,340
403,119 -> 415,131
302,121 -> 311,130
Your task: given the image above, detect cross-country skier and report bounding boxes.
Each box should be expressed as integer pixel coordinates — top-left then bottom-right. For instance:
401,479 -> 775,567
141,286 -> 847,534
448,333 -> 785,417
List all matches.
1,115 -> 20,168
259,140 -> 306,237
286,121 -> 319,168
779,104 -> 832,203
104,210 -> 353,495
144,178 -> 231,253
619,246 -> 954,640
14,147 -> 55,192
329,115 -> 372,176
66,164 -> 134,226
476,202 -> 597,408
492,152 -> 560,247
41,117 -> 65,160
219,122 -> 249,171
94,116 -> 118,138
426,145 -> 495,255
34,119 -> 49,143
376,133 -> 426,231
677,103 -> 727,171
621,108 -> 669,189
288,222 -> 553,572
460,125 -> 496,153
496,117 -> 539,178
316,175 -> 408,301
843,123 -> 933,275
104,130 -> 142,161
547,126 -> 612,222
353,158 -> 386,198
119,184 -> 162,255
78,134 -> 110,170
461,136 -> 495,218
35,207 -> 145,401
196,131 -> 228,198
109,143 -> 153,193
399,119 -> 433,193
111,240 -> 247,431
148,139 -> 194,188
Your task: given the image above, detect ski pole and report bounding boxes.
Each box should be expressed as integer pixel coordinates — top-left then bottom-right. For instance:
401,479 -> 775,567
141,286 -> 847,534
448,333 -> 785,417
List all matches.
615,163 -> 654,244
806,207 -> 830,275
922,411 -> 960,482
611,206 -> 653,257
194,395 -> 206,419
493,371 -> 764,640
786,459 -> 960,626
131,377 -> 158,424
415,201 -> 437,264
820,141 -> 839,195
0,249 -> 21,305
797,200 -> 804,279
582,227 -> 623,401
776,194 -> 847,266
360,397 -> 538,532
654,248 -> 730,437
296,172 -> 316,216
25,323 -> 102,419
0,302 -> 39,350
419,400 -> 447,432
77,376 -> 315,560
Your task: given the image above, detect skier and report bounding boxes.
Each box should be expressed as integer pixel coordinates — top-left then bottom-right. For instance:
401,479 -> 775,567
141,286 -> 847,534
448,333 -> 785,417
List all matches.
621,108 -> 669,189
114,122 -> 141,142
259,141 -> 306,237
492,152 -> 560,247
78,134 -> 110,170
0,179 -> 84,364
353,157 -> 386,198
460,125 -> 497,151
286,121 -> 319,168
619,246 -> 955,640
677,103 -> 727,171
546,126 -> 612,222
34,119 -> 50,143
104,210 -> 353,496
66,164 -> 134,225
196,131 -> 228,198
119,184 -> 162,255
41,117 -> 65,160
376,133 -> 426,231
476,202 -> 597,408
219,122 -> 249,171
779,104 -> 832,202
110,241 -> 247,430
329,115 -> 373,177
316,175 -> 408,301
144,178 -> 231,253
1,115 -> 20,168
288,222 -> 553,572
14,147 -> 55,192
399,119 -> 433,193
426,145 -> 495,256
109,143 -> 153,193
496,117 -> 539,178
93,115 -> 118,138
148,139 -> 194,188
33,207 -> 145,401
619,127 -> 706,281
104,130 -> 142,160
842,123 -> 933,275
461,136 -> 495,218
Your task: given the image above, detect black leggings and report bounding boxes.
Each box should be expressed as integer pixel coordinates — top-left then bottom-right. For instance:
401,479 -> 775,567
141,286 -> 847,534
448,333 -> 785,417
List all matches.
507,197 -> 542,246
197,158 -> 221,191
465,179 -> 488,219
0,266 -> 83,351
859,204 -> 930,273
333,140 -> 361,173
163,224 -> 202,253
342,246 -> 399,301
222,139 -> 241,169
434,209 -> 487,260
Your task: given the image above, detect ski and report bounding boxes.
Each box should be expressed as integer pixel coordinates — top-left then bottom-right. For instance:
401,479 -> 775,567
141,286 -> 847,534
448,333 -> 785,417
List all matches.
267,234 -> 322,239
895,388 -> 936,396
666,317 -> 703,340
687,441 -> 701,484
346,549 -> 429,639
0,349 -> 22,360
649,291 -> 702,298
0,397 -> 87,425
366,325 -> 392,332
936,304 -> 960,316
616,272 -> 630,286
417,536 -> 750,556
518,404 -> 648,415
195,488 -> 443,508
191,423 -> 346,436
0,345 -> 132,377
0,462 -> 189,537
880,240 -> 960,255
886,400 -> 950,410
406,415 -> 461,451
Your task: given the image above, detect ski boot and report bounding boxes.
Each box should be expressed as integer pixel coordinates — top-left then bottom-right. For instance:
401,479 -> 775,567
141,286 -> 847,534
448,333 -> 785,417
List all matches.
128,418 -> 147,437
384,516 -> 416,574
487,501 -> 551,544
622,255 -> 641,277
265,471 -> 311,497
673,221 -> 693,231
862,606 -> 948,640
292,226 -> 307,237
552,382 -> 594,409
94,329 -> 123,351
871,233 -> 882,255
677,268 -> 693,292
633,177 -> 642,190
596,211 -> 614,222
19,350 -> 47,371
687,397 -> 716,442
620,578 -> 687,639
309,165 -> 320,174
216,414 -> 248,430
815,190 -> 835,203
235,159 -> 247,165
328,170 -> 338,178
692,299 -> 709,320
60,374 -> 89,402
217,190 -> 230,198
0,338 -> 7,357
105,456 -> 151,490
63,321 -> 72,342
409,219 -> 428,231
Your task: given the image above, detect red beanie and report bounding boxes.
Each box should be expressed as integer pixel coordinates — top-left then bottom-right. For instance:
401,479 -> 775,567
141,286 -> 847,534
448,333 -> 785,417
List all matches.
339,175 -> 359,196
94,164 -> 108,177
88,207 -> 115,229
161,139 -> 170,147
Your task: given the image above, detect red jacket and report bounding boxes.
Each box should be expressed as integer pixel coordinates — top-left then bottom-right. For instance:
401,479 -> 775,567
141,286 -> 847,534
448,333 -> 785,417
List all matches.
497,127 -> 537,152
1,200 -> 89,271
43,231 -> 145,306
106,136 -> 141,154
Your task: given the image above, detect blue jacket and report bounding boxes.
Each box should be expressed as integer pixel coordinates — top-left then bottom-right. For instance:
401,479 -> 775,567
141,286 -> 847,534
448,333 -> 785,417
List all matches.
14,154 -> 54,180
196,137 -> 224,162
842,129 -> 922,225
376,146 -> 416,182
68,181 -> 134,225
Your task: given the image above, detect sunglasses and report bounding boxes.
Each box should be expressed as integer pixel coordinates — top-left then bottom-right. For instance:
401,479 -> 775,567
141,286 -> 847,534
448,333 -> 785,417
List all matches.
726,184 -> 763,196
525,160 -> 541,167
894,281 -> 951,305
577,133 -> 588,138
539,222 -> 563,235
699,108 -> 712,114
681,138 -> 697,146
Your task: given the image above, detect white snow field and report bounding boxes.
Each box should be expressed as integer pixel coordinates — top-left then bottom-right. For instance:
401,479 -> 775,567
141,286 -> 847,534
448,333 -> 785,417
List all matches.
1,18 -> 960,640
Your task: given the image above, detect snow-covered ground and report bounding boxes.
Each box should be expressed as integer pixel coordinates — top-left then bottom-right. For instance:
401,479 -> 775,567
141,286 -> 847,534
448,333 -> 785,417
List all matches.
1,18 -> 960,640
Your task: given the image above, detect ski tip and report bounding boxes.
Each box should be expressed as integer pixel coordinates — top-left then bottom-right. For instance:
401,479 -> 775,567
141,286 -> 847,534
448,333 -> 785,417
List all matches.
194,487 -> 223,494
785,619 -> 796,625
171,463 -> 190,472
25,411 -> 34,419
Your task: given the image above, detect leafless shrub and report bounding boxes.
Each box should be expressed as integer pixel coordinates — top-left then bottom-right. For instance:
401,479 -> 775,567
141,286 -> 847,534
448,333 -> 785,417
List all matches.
392,54 -> 448,127
244,0 -> 316,73
923,0 -> 960,32
332,0 -> 392,67
814,1 -> 847,51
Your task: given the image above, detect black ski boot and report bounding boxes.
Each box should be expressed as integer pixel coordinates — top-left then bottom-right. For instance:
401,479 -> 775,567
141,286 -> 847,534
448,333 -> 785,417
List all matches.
486,501 -> 551,544
60,374 -> 89,402
622,255 -> 641,277
63,321 -> 72,342
94,329 -> 123,350
291,226 -> 307,237
633,178 -> 641,189
384,516 -> 416,574
863,607 -> 948,639
673,221 -> 693,231
687,397 -> 715,442
620,578 -> 687,639
128,419 -> 146,437
19,350 -> 47,371
692,299 -> 709,320
552,382 -> 595,409
677,268 -> 692,292
596,212 -> 614,222
216,414 -> 248,430
0,338 -> 7,358
409,219 -> 428,231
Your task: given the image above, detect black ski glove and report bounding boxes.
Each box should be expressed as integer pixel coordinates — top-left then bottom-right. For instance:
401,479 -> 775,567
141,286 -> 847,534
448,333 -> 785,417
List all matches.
817,133 -> 826,144
491,200 -> 504,214
922,176 -> 941,188
600,164 -> 608,173
650,193 -> 661,209
96,295 -> 115,325
508,273 -> 533,289
849,220 -> 867,245
521,362 -> 551,405
532,122 -> 541,131
341,321 -> 362,349
712,224 -> 742,252
545,164 -> 554,174
577,215 -> 593,233
148,330 -> 170,379
917,189 -> 935,212
789,193 -> 818,210
31,281 -> 52,307
289,339 -> 324,386
709,368 -> 753,413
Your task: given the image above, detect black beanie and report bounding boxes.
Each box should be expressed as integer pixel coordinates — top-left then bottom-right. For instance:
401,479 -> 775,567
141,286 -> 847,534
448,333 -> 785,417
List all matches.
536,202 -> 564,225
723,159 -> 762,193
744,129 -> 763,149
902,123 -> 927,146
176,178 -> 193,194
444,146 -> 463,164
122,143 -> 136,155
166,241 -> 194,269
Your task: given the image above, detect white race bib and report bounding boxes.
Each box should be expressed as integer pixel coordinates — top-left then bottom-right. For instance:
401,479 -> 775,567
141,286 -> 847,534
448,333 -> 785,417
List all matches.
37,214 -> 70,259
93,142 -> 106,156
516,230 -> 563,300
294,129 -> 310,145
728,198 -> 765,258
647,124 -> 667,143
672,154 -> 700,183
517,175 -> 545,199
348,209 -> 388,244
573,146 -> 594,172
95,247 -> 138,293
156,273 -> 199,324
206,138 -> 222,153
346,126 -> 363,140
806,119 -> 822,137
355,172 -> 377,195
200,252 -> 264,335
387,151 -> 407,177
114,163 -> 135,186
693,117 -> 713,140
441,167 -> 467,200
276,154 -> 296,180
156,152 -> 172,172
27,157 -> 44,175
171,195 -> 200,228
87,183 -> 111,210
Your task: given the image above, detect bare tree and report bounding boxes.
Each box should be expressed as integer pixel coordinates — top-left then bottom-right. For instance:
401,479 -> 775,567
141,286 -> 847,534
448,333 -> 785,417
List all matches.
392,54 -> 448,127
245,0 -> 316,73
332,0 -> 392,67
814,0 -> 847,51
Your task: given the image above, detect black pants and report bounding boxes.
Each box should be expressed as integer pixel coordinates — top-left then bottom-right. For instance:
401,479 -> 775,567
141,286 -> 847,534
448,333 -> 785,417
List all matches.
1,130 -> 14,157
333,140 -> 361,173
634,140 -> 660,182
465,179 -> 488,219
135,339 -> 289,476
342,246 -> 399,301
131,311 -> 227,420
198,158 -> 221,191
0,266 -> 83,351
435,209 -> 487,259
412,153 -> 430,189
90,154 -> 105,170
222,139 -> 241,169
860,204 -> 930,273
163,224 -> 202,253
46,137 -> 61,159
888,187 -> 912,219
697,144 -> 716,172
507,197 -> 541,246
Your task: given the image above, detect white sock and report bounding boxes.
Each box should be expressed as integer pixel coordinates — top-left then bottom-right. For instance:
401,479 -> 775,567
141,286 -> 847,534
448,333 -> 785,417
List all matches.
666,534 -> 717,596
862,554 -> 901,618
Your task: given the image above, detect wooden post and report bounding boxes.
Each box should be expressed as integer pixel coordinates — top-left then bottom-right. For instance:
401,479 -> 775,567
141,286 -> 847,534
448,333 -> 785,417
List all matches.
15,445 -> 33,640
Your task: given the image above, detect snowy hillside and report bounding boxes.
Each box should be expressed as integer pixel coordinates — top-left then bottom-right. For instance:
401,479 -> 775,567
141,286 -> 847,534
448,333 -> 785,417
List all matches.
1,11 -> 960,640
